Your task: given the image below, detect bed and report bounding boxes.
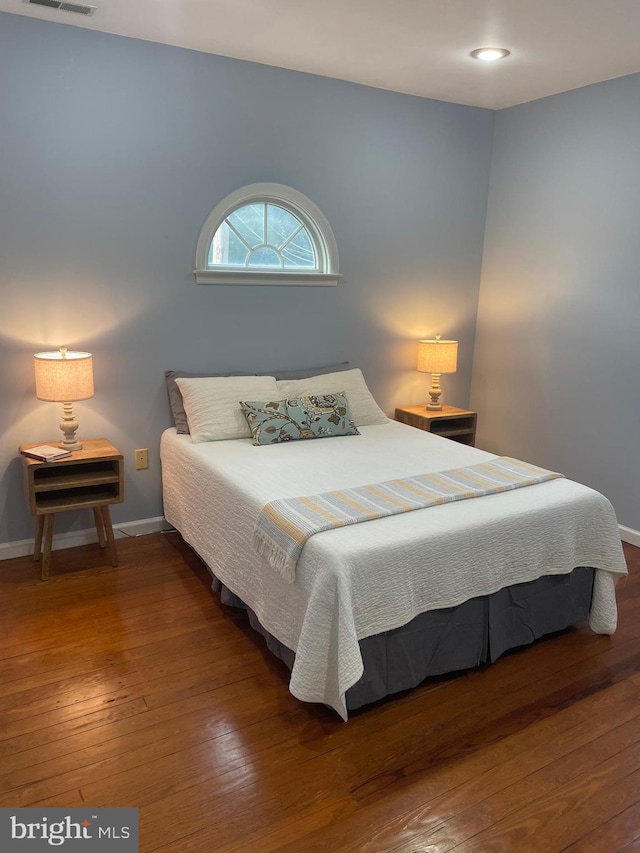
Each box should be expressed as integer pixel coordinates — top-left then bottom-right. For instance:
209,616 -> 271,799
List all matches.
160,370 -> 627,719
161,370 -> 626,719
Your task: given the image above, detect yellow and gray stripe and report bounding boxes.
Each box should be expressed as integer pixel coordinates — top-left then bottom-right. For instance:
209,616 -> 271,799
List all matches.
254,456 -> 563,581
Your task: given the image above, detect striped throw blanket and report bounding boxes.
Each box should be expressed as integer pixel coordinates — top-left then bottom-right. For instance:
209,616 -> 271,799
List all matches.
253,456 -> 564,582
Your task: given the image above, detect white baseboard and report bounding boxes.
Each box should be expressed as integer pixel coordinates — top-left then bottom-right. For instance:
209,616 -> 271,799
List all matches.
0,516 -> 174,562
620,525 -> 640,547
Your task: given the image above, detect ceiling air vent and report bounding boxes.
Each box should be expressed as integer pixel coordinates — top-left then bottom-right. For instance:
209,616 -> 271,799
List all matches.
22,0 -> 97,15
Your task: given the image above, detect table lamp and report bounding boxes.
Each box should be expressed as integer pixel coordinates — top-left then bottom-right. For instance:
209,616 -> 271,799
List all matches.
417,335 -> 458,411
34,347 -> 94,451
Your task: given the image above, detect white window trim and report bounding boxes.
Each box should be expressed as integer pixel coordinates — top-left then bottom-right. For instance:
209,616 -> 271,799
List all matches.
194,183 -> 341,286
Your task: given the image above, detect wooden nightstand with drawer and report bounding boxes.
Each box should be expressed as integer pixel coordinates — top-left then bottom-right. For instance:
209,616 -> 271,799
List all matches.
395,405 -> 477,446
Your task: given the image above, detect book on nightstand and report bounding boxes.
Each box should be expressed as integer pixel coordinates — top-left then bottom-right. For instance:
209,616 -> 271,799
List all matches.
21,444 -> 72,462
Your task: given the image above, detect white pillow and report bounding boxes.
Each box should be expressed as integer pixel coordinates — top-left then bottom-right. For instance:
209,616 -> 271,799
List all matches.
276,368 -> 388,427
175,375 -> 278,442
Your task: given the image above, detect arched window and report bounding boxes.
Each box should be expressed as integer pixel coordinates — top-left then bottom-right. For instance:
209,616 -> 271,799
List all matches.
194,184 -> 341,286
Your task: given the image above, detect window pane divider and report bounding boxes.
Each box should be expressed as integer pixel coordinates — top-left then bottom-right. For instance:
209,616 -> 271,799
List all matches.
279,223 -> 304,252
226,218 -> 253,252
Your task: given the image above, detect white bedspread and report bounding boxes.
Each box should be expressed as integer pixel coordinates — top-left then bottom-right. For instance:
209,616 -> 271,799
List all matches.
161,421 -> 627,719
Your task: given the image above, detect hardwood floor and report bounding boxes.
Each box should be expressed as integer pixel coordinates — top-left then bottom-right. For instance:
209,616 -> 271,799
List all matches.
1,533 -> 639,852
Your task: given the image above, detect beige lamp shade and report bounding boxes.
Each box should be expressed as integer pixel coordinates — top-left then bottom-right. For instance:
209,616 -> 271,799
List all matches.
417,337 -> 458,374
34,348 -> 94,402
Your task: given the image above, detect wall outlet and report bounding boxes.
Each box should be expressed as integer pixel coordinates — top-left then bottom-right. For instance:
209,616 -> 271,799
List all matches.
135,448 -> 149,470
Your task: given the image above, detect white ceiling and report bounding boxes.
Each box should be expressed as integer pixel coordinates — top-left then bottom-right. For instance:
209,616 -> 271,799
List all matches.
3,0 -> 640,109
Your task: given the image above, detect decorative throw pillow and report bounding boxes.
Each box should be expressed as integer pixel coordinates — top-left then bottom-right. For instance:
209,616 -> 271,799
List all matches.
275,368 -> 388,427
175,375 -> 279,442
240,392 -> 360,446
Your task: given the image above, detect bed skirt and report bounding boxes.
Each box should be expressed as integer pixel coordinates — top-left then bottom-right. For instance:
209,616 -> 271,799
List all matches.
211,567 -> 595,712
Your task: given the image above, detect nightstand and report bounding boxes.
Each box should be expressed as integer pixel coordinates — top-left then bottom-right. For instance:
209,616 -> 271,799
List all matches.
19,438 -> 124,581
395,405 -> 477,446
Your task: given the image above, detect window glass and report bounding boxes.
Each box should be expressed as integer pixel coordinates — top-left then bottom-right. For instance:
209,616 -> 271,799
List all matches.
282,227 -> 315,267
211,203 -> 317,270
227,204 -> 264,248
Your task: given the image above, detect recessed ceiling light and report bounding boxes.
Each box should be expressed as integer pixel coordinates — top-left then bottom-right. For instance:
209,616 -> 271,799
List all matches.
470,48 -> 511,62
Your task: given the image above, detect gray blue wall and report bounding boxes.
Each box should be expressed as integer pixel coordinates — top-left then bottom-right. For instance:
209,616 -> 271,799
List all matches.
0,13 -> 494,547
471,74 -> 640,531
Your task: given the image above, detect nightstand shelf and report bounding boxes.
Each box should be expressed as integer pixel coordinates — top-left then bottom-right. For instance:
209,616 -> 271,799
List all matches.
19,438 -> 124,580
34,487 -> 122,513
395,405 -> 477,446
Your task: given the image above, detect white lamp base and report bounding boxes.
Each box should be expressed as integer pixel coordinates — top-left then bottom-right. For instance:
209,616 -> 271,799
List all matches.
58,401 -> 83,451
426,373 -> 443,411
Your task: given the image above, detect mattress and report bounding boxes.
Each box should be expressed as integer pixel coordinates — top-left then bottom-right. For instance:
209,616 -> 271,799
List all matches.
160,421 -> 627,719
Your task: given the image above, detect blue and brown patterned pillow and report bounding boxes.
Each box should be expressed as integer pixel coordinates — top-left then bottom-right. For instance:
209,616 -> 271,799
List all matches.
239,392 -> 360,446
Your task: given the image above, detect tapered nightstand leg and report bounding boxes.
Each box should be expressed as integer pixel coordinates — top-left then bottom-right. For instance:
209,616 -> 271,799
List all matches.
100,505 -> 119,567
93,507 -> 106,548
41,513 -> 55,581
34,515 -> 44,562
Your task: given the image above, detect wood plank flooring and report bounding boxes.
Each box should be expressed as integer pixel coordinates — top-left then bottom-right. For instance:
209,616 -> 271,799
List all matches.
0,533 -> 638,852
